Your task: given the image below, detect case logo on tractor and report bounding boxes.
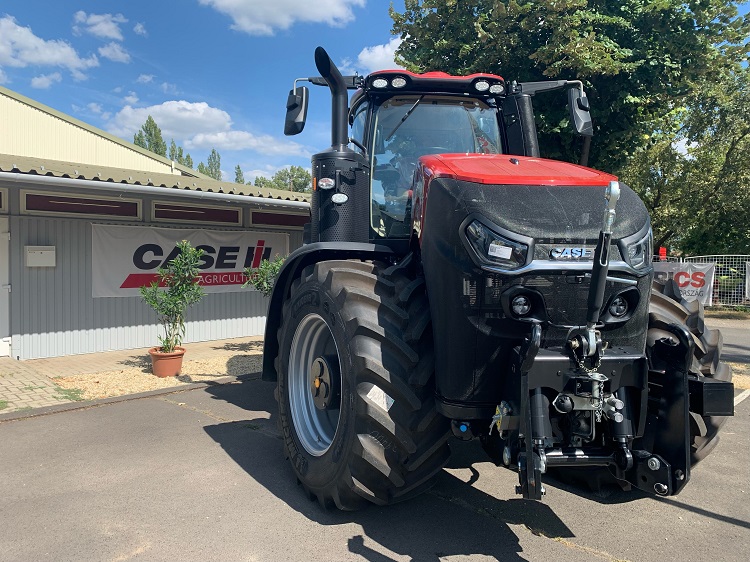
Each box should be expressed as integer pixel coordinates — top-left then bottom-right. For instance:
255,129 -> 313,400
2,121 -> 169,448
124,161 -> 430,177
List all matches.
550,247 -> 594,260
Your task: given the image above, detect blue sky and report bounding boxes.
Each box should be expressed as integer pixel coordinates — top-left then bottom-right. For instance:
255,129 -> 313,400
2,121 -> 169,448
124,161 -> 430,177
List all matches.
0,0 -> 407,182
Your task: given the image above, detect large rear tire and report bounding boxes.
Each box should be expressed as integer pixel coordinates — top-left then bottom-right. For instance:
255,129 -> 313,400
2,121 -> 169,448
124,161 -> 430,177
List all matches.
276,259 -> 450,510
649,279 -> 733,463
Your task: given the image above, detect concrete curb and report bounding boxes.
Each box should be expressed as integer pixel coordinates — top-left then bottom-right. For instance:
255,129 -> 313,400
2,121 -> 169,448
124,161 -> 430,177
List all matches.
0,372 -> 262,423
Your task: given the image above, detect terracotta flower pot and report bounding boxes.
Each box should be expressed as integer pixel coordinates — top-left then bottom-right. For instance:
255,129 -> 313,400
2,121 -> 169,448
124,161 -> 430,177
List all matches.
148,346 -> 186,378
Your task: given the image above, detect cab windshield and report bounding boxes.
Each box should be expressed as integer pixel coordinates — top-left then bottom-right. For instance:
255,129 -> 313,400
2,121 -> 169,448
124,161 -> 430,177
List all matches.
369,95 -> 502,238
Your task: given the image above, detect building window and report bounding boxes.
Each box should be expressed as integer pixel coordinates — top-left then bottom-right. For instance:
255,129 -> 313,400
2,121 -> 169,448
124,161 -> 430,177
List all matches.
152,201 -> 242,226
0,188 -> 7,213
251,211 -> 309,228
21,190 -> 141,219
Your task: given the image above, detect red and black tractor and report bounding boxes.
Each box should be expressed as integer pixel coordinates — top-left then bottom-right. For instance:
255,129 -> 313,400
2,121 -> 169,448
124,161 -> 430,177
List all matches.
261,47 -> 734,509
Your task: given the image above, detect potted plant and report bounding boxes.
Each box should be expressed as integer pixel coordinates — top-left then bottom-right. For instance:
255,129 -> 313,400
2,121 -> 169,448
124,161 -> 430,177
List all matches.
140,240 -> 205,377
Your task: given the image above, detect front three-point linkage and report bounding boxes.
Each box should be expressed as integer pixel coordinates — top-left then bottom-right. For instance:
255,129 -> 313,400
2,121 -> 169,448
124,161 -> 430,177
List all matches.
564,182 -> 626,425
516,182 -> 632,499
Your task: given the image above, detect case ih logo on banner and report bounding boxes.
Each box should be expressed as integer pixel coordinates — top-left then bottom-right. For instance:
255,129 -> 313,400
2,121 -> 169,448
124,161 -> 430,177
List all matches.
92,224 -> 288,298
652,262 -> 716,306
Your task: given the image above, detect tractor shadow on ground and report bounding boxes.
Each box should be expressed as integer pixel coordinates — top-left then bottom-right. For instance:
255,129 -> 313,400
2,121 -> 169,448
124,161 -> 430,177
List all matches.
211,340 -> 264,353
202,377 -> 575,561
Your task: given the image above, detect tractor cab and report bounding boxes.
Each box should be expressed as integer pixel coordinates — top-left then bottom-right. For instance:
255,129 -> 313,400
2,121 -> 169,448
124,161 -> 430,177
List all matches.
284,51 -> 593,247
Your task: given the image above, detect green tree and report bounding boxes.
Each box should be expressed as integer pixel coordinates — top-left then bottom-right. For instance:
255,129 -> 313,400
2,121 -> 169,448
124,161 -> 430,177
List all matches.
133,115 -> 167,157
134,130 -> 147,149
168,139 -> 194,168
391,0 -> 750,172
271,165 -> 312,192
254,175 -> 273,188
169,139 -> 180,162
621,68 -> 750,254
197,148 -> 222,180
234,164 -> 245,184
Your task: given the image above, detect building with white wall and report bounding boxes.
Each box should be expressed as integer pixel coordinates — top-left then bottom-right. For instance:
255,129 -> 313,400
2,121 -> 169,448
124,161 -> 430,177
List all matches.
0,86 -> 310,360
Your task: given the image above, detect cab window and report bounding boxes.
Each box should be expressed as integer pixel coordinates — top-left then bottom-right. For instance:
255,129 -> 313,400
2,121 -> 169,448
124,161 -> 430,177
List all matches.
370,96 -> 501,238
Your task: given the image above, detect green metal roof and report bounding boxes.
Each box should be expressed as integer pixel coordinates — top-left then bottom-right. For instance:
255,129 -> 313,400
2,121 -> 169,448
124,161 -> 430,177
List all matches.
0,153 -> 311,203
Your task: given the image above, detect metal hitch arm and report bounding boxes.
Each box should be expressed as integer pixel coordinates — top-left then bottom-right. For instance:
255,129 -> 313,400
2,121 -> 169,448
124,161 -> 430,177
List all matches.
518,323 -> 544,500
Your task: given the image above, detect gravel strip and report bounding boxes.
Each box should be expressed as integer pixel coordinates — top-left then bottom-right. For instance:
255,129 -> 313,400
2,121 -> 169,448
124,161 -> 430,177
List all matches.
53,353 -> 262,401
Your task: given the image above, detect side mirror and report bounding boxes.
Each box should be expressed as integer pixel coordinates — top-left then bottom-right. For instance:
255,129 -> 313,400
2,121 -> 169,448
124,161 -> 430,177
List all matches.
568,88 -> 593,137
284,86 -> 309,136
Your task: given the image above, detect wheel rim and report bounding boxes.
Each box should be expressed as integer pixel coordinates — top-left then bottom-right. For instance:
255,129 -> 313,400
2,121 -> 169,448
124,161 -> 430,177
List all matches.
288,313 -> 342,456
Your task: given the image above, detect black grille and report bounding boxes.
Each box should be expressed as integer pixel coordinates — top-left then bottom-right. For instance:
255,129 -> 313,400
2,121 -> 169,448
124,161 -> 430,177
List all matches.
477,271 -> 651,349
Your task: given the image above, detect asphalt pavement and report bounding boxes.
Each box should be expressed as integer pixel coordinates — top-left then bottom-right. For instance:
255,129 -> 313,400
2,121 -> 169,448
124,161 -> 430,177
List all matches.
716,325 -> 749,364
1,375 -> 748,562
0,318 -> 746,561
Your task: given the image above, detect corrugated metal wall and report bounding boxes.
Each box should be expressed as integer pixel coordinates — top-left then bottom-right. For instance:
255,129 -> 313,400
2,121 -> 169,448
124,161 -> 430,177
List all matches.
10,216 -> 301,360
0,92 -> 176,175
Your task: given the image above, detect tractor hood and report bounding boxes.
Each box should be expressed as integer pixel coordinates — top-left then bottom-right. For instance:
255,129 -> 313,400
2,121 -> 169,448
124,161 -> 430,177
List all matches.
416,154 -> 649,244
419,153 -> 616,186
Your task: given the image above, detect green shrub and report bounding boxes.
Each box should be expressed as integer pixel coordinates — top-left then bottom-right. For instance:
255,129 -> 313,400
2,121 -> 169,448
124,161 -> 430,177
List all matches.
243,255 -> 285,297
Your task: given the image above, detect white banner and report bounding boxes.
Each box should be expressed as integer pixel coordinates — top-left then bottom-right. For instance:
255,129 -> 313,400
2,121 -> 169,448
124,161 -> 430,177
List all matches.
92,224 -> 288,297
652,262 -> 715,306
746,262 -> 750,300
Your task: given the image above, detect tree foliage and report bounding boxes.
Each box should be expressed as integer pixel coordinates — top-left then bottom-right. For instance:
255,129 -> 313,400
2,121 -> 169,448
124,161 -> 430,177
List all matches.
391,0 -> 750,172
621,68 -> 750,254
253,165 -> 312,192
197,148 -> 222,180
243,255 -> 286,297
253,175 -> 273,189
234,164 -> 245,184
168,139 -> 193,168
133,115 -> 167,157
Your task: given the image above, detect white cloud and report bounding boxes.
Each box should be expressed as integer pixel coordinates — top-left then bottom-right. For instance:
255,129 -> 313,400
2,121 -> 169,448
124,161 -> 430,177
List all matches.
133,23 -> 147,36
124,91 -> 139,105
31,72 -> 62,89
0,68 -> 7,84
136,73 -> 154,83
108,100 -> 234,141
87,102 -> 103,113
199,0 -> 365,35
107,99 -> 310,159
356,38 -> 404,74
73,11 -> 127,41
98,42 -> 130,63
185,130 -> 309,157
0,16 -> 99,79
160,82 -> 178,94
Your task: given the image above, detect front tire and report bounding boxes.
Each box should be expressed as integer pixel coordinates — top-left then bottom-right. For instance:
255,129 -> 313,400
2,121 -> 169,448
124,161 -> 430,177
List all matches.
277,259 -> 450,510
649,279 -> 733,463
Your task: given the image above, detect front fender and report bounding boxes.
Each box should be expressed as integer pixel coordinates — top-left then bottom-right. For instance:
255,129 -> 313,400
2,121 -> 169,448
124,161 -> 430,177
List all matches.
261,242 -> 395,381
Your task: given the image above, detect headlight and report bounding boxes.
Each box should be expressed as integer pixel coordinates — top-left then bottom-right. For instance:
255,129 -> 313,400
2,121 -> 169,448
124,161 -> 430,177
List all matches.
625,229 -> 653,269
511,295 -> 531,316
465,220 -> 528,270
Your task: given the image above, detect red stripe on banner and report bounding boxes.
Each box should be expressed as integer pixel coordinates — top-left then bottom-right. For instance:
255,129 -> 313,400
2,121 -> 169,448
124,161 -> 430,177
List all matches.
251,240 -> 265,269
120,273 -> 160,288
120,272 -> 247,289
